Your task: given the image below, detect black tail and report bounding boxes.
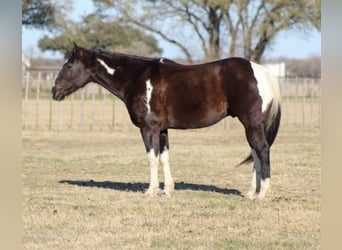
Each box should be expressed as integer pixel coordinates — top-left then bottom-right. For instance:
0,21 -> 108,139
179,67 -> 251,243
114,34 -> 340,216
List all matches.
238,102 -> 281,166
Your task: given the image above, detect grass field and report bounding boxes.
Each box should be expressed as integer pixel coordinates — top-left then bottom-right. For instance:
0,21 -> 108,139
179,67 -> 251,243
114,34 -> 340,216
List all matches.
22,123 -> 320,249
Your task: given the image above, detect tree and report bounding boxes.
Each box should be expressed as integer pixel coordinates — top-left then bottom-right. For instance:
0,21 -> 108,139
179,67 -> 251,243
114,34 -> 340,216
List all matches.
102,0 -> 227,62
22,0 -> 69,30
235,0 -> 321,62
38,15 -> 162,57
93,0 -> 320,63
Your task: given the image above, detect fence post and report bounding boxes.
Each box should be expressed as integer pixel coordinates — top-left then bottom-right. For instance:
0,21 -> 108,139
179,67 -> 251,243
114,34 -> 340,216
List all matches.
112,96 -> 115,129
310,79 -> 314,128
91,90 -> 95,130
302,79 -> 306,127
35,71 -> 41,129
295,77 -> 298,126
318,79 -> 321,128
102,90 -> 106,130
285,77 -> 289,128
25,71 -> 30,101
80,88 -> 85,131
49,72 -> 53,130
70,94 -> 74,129
23,71 -> 30,130
59,101 -> 64,131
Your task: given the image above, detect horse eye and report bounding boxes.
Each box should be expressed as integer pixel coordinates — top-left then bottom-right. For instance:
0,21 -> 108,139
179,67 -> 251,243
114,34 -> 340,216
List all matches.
66,63 -> 73,69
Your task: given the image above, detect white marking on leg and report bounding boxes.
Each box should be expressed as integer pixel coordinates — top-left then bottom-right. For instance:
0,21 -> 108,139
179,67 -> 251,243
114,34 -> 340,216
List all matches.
97,58 -> 115,75
246,168 -> 257,199
146,149 -> 159,196
257,178 -> 270,200
247,149 -> 261,199
250,62 -> 273,112
145,79 -> 153,113
159,147 -> 174,196
159,58 -> 164,64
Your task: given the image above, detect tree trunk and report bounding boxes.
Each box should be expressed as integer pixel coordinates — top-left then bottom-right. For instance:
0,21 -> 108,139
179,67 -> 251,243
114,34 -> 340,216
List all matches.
251,37 -> 268,63
208,7 -> 222,60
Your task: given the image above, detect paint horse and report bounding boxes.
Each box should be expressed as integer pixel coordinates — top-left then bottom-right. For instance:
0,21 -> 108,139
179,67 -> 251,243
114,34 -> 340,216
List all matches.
52,43 -> 281,199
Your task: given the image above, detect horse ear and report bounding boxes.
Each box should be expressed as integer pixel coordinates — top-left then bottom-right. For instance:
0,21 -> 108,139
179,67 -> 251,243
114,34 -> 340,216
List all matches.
72,41 -> 85,58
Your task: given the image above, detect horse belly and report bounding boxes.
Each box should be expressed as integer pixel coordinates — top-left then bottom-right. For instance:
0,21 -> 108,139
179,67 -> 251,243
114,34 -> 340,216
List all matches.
168,98 -> 228,129
164,71 -> 228,129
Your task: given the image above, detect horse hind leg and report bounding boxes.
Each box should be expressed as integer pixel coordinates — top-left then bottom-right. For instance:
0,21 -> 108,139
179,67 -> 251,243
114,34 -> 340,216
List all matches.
246,149 -> 261,199
244,125 -> 271,200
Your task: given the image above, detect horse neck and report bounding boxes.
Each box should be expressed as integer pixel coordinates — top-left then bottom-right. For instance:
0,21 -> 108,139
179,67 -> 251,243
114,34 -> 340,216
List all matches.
90,53 -> 127,100
92,52 -> 153,101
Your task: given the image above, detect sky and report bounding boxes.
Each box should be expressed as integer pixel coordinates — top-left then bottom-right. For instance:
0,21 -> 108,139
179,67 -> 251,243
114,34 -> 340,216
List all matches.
22,0 -> 321,60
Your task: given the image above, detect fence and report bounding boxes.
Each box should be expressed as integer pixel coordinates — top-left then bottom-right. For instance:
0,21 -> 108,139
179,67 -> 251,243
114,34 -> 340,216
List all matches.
22,70 -> 321,131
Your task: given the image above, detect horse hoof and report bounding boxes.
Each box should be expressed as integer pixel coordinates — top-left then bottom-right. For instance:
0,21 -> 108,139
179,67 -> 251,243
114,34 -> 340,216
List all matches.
256,193 -> 267,200
161,189 -> 172,197
145,188 -> 161,197
245,191 -> 256,200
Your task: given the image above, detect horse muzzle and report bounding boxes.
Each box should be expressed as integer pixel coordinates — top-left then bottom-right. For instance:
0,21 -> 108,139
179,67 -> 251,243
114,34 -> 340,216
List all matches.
51,86 -> 65,101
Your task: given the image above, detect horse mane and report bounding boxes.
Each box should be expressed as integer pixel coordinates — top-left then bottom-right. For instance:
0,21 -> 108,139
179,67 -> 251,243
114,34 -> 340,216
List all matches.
95,49 -> 158,63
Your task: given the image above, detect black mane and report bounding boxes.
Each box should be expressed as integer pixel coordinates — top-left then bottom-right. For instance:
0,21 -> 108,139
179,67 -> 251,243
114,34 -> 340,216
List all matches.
96,49 -> 157,62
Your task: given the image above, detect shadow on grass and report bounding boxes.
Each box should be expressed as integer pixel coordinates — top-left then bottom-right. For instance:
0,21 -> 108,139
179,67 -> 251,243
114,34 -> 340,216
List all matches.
59,180 -> 242,196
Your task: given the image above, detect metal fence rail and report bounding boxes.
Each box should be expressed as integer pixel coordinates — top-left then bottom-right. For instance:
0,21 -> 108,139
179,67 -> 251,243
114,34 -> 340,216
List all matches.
22,70 -> 321,131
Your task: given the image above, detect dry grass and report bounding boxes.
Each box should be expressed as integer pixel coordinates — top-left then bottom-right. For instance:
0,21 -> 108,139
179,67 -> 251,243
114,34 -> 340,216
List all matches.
22,123 -> 320,249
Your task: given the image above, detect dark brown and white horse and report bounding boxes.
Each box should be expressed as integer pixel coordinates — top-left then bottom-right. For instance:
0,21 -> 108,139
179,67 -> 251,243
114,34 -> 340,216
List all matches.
52,43 -> 281,199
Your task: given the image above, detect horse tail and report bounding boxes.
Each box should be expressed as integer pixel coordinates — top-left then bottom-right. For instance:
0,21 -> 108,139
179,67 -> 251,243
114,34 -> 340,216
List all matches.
238,64 -> 281,166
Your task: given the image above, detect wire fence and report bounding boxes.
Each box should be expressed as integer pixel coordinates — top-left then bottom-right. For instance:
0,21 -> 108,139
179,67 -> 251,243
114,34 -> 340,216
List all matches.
21,70 -> 321,131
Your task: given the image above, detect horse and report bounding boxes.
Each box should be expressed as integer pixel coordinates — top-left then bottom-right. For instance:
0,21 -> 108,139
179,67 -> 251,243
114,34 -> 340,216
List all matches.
52,42 -> 281,200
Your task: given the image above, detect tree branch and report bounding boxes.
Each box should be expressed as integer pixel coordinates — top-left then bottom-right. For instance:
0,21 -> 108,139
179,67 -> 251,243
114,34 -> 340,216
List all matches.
164,0 -> 209,30
184,6 -> 209,57
127,18 -> 193,63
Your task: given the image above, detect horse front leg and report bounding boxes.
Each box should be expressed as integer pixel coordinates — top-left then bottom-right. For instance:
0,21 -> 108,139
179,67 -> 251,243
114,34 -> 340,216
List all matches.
140,127 -> 161,196
159,129 -> 174,197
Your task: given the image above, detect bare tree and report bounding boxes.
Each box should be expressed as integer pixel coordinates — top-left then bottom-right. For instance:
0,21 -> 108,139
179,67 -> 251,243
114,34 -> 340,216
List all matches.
236,0 -> 321,62
91,0 -> 321,62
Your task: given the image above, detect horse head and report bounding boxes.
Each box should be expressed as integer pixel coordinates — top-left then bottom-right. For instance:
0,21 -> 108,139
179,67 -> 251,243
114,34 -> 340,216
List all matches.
52,42 -> 93,101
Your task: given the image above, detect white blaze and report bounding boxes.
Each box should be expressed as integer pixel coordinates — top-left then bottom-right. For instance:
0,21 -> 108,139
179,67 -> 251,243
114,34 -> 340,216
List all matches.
97,58 -> 115,75
159,58 -> 164,64
145,79 -> 153,113
250,62 -> 273,112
